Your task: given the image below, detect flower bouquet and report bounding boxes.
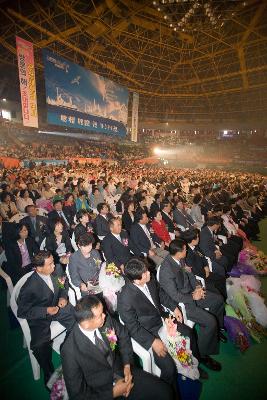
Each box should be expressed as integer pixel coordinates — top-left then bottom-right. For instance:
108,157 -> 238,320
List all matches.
160,318 -> 199,380
47,366 -> 68,400
99,263 -> 125,312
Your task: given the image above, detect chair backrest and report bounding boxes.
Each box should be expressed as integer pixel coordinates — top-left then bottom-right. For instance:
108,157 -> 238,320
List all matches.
10,213 -> 27,223
156,265 -> 161,282
40,238 -> 46,250
71,232 -> 78,252
0,250 -> 7,266
10,271 -> 35,350
37,208 -> 48,217
66,264 -> 81,306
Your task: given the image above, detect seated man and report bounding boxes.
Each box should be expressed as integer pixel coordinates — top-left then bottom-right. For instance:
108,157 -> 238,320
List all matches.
17,251 -> 75,385
94,202 -> 112,238
48,199 -> 71,231
118,258 -> 204,383
21,204 -> 48,246
102,217 -> 133,270
182,229 -> 227,300
61,295 -> 175,400
199,217 -> 229,276
130,209 -> 168,267
159,239 -> 226,372
68,233 -> 102,296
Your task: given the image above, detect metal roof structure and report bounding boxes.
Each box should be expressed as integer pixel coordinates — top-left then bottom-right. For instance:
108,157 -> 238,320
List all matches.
0,0 -> 267,123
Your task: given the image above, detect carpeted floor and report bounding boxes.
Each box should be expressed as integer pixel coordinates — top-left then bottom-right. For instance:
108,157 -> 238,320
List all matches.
0,219 -> 267,400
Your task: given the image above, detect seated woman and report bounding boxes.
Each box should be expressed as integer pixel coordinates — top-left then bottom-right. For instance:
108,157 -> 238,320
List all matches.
5,223 -> 39,284
0,192 -> 18,221
74,209 -> 94,242
16,189 -> 34,213
151,210 -> 171,248
75,191 -> 91,212
45,219 -> 72,276
190,194 -> 204,229
68,233 -> 102,297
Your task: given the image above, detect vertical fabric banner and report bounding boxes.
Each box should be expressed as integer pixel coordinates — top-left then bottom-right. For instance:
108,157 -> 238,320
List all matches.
131,92 -> 139,142
16,36 -> 38,128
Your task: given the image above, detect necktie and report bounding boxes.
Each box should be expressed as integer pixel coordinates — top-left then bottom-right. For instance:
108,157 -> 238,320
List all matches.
94,331 -> 113,367
59,211 -> 69,227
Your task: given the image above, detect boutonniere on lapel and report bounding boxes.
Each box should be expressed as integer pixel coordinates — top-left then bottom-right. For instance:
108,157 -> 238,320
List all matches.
104,328 -> 117,351
122,238 -> 128,247
94,258 -> 102,268
182,264 -> 192,273
57,276 -> 66,289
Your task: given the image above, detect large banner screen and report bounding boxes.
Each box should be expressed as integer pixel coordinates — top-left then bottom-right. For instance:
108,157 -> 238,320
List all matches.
43,50 -> 129,137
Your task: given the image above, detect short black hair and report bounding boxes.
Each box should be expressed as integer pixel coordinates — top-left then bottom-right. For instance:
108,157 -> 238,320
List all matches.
74,295 -> 102,322
169,239 -> 186,256
134,209 -> 147,223
213,204 -> 223,213
223,205 -> 231,214
161,201 -> 170,210
97,202 -> 107,213
76,209 -> 89,222
25,204 -> 36,213
33,251 -> 52,268
193,194 -> 202,204
181,229 -> 199,244
124,258 -> 148,281
77,233 -> 94,247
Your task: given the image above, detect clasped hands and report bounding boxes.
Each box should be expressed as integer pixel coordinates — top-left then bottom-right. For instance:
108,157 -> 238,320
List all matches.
47,297 -> 68,315
192,285 -> 206,300
113,364 -> 134,398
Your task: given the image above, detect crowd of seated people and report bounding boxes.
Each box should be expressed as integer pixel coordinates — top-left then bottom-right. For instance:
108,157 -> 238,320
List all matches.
0,161 -> 266,399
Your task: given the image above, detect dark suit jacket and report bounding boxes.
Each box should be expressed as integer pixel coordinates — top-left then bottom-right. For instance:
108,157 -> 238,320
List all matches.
94,214 -> 110,237
17,271 -> 67,348
5,237 -> 39,284
61,316 -> 133,400
21,215 -> 48,245
117,277 -> 176,350
161,211 -> 176,233
186,246 -> 208,279
45,231 -> 72,264
102,230 -> 132,267
130,223 -> 159,257
199,226 -> 217,260
173,208 -> 194,230
122,211 -> 134,233
63,204 -> 77,226
159,254 -> 197,305
48,210 -> 70,230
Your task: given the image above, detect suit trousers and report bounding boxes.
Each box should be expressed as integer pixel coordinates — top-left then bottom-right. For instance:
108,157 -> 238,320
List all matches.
185,291 -> 224,357
117,368 -> 175,400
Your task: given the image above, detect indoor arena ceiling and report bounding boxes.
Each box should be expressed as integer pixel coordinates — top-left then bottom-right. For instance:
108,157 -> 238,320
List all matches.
0,0 -> 267,122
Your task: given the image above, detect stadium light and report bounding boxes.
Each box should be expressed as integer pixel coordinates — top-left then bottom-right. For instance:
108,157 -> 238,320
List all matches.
2,98 -> 7,102
154,147 -> 161,155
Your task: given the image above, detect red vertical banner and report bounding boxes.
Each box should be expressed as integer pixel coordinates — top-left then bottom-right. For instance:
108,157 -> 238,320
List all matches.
16,36 -> 38,128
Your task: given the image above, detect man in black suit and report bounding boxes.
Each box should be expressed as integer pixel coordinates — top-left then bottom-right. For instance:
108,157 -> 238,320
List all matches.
159,239 -> 225,372
21,204 -> 48,246
118,258 -> 203,384
173,198 -> 195,231
130,210 -> 168,266
199,217 -> 229,276
102,217 -> 133,269
161,201 -> 179,236
182,229 -> 227,299
17,251 -> 75,385
94,202 -> 112,238
48,199 -> 71,231
61,295 -> 174,400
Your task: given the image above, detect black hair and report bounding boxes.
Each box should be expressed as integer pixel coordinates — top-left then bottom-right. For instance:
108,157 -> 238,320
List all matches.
169,239 -> 186,256
74,295 -> 102,322
193,194 -> 202,204
181,229 -> 199,244
76,209 -> 89,222
222,205 -> 231,214
33,250 -> 52,268
97,202 -> 107,213
134,209 -> 147,223
19,189 -> 28,198
124,258 -> 148,281
77,233 -> 94,247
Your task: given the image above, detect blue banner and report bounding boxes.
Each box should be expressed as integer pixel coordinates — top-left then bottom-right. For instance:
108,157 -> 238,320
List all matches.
42,49 -> 129,137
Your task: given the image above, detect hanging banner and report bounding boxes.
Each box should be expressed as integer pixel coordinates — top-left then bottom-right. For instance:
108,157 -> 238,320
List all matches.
16,36 -> 38,128
131,92 -> 139,142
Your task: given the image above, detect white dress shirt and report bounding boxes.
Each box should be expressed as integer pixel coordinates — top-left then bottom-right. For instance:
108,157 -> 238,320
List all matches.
78,325 -> 103,344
